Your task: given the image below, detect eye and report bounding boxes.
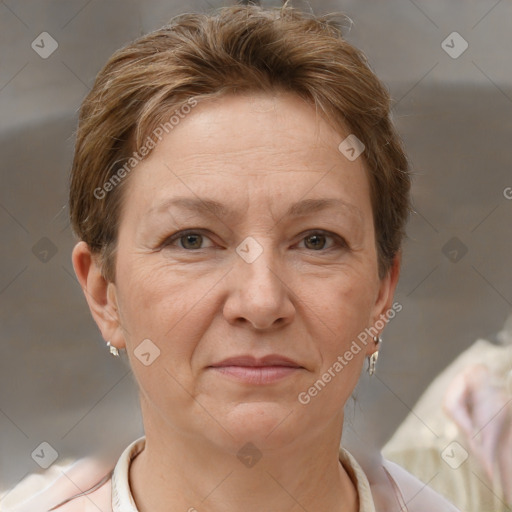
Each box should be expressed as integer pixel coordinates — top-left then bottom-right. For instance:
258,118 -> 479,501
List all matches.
296,230 -> 348,251
161,229 -> 214,250
160,229 -> 348,252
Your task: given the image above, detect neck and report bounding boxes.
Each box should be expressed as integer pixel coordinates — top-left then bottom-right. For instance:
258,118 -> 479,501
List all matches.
129,413 -> 359,512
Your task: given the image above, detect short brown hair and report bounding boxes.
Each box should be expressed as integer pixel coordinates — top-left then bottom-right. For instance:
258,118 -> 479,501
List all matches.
69,3 -> 411,281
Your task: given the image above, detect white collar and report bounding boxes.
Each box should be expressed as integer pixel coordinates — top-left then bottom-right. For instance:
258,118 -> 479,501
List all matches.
111,436 -> 375,512
111,436 -> 145,512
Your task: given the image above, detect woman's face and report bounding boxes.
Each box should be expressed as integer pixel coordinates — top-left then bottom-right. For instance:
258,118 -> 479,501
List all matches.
87,92 -> 398,452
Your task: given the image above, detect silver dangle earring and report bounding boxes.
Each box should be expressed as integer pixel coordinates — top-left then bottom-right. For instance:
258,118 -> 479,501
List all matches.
367,336 -> 382,376
107,341 -> 120,357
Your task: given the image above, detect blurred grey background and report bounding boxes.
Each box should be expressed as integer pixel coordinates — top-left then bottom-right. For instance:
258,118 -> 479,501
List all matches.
1,0 -> 511,496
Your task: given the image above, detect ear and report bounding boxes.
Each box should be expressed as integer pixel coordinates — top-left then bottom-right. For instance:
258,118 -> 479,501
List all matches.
366,251 -> 401,356
71,241 -> 126,350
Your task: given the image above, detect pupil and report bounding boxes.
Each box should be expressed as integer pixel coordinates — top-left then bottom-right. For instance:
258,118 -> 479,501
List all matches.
184,234 -> 201,249
307,234 -> 324,250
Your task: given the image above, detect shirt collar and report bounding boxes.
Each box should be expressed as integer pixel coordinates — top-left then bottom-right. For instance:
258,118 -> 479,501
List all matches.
111,436 -> 145,512
111,436 -> 375,512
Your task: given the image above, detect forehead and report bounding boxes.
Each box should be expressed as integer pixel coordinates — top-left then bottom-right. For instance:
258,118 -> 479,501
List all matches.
122,91 -> 372,222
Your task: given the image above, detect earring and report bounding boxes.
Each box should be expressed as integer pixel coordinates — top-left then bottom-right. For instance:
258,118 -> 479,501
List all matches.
367,336 -> 382,376
106,341 -> 120,357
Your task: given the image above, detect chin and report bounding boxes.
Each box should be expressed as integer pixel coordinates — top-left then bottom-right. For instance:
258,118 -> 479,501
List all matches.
216,401 -> 303,449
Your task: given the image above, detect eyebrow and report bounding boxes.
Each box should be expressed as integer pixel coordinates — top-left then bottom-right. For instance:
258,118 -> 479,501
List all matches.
147,196 -> 362,221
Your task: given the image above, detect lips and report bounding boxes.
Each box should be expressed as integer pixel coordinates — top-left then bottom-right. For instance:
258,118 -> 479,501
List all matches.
208,355 -> 304,385
209,355 -> 303,368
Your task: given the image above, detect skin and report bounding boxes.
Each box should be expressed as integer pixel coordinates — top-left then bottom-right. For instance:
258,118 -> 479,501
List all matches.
72,91 -> 400,512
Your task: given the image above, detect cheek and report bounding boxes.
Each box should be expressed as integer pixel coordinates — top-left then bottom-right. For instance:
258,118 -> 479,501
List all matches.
313,282 -> 375,394
297,282 -> 374,422
116,263 -> 210,409
115,255 -> 210,352
317,273 -> 377,347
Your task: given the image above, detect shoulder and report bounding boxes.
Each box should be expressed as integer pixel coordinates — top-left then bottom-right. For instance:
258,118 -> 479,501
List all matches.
1,457 -> 114,512
49,477 -> 112,512
380,458 -> 461,512
1,438 -> 146,512
346,448 -> 461,512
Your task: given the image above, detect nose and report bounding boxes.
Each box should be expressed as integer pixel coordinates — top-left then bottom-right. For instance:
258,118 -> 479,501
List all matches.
222,239 -> 295,331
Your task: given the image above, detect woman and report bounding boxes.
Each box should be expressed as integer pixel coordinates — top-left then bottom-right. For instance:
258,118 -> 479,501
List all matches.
3,3 -> 460,511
